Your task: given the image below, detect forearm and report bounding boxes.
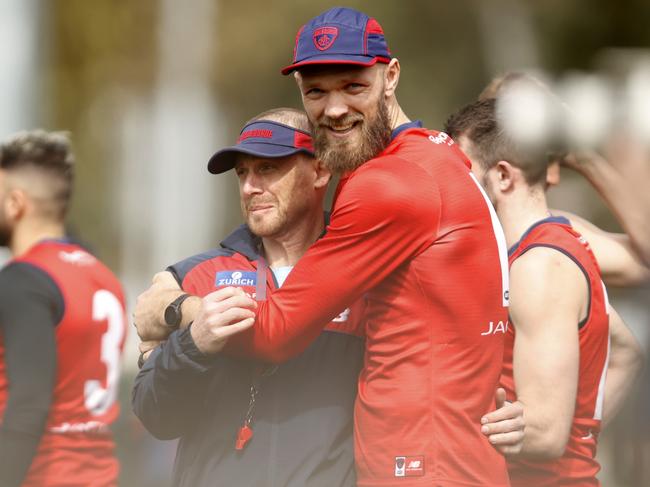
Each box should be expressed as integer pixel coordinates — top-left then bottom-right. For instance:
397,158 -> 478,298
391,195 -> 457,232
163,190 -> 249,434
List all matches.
602,354 -> 643,426
577,153 -> 650,266
132,327 -> 216,440
516,406 -> 571,460
0,428 -> 47,487
602,308 -> 645,425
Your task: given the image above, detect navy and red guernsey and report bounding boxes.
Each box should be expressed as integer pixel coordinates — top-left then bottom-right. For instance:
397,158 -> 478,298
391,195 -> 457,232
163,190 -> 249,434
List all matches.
226,125 -> 511,486
0,240 -> 127,487
501,216 -> 610,486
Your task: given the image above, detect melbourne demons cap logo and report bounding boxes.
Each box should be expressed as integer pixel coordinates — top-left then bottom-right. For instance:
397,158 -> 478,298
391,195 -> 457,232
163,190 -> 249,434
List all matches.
313,27 -> 338,51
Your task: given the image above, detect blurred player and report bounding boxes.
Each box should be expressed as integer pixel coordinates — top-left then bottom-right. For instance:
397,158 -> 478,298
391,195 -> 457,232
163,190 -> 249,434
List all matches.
136,7 -> 514,486
446,99 -> 644,485
480,71 -> 650,287
132,108 -> 366,486
0,131 -> 127,487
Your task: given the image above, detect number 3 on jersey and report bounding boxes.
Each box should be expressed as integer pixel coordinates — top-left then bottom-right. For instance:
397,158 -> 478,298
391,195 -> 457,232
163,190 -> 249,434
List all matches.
85,290 -> 126,416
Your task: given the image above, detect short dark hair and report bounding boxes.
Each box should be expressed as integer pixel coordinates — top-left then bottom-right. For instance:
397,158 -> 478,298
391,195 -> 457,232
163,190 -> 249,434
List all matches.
0,130 -> 75,219
445,99 -> 548,186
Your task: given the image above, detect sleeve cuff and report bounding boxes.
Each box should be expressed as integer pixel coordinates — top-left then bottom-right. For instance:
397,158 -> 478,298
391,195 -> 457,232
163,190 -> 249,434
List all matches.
175,324 -> 220,368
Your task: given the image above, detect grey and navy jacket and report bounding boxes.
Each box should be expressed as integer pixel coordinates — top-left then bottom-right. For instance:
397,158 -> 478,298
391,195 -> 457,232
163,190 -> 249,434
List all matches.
132,222 -> 365,487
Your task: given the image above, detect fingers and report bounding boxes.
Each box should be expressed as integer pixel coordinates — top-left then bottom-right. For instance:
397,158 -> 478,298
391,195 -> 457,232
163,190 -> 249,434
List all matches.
481,400 -> 522,425
204,286 -> 257,305
481,417 -> 524,436
487,430 -> 525,458
139,340 -> 162,354
201,306 -> 256,328
495,387 -> 507,409
203,294 -> 257,316
214,317 -> 255,338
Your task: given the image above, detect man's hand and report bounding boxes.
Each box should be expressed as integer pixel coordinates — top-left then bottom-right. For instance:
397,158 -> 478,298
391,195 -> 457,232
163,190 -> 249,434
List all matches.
134,271 -> 186,341
480,388 -> 525,457
190,287 -> 257,355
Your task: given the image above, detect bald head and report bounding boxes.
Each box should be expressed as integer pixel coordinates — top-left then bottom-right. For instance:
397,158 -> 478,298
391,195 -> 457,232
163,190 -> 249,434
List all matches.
246,107 -> 312,133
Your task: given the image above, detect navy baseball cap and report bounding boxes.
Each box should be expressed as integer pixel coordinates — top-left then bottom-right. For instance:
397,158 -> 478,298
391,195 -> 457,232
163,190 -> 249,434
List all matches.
281,7 -> 392,75
207,120 -> 315,174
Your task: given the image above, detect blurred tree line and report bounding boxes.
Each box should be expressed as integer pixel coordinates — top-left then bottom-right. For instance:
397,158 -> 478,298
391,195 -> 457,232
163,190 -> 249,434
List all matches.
43,0 -> 650,265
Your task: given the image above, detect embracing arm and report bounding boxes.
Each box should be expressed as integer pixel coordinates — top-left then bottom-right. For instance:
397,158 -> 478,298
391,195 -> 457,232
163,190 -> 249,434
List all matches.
0,264 -> 61,487
224,160 -> 439,362
508,247 -> 586,460
602,305 -> 644,426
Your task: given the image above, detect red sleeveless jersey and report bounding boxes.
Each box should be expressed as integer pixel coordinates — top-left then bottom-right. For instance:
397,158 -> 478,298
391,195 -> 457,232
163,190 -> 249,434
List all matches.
501,217 -> 610,486
0,240 -> 127,486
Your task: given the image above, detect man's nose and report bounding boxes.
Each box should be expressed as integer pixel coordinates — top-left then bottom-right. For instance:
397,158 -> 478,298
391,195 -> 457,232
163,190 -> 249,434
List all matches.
323,92 -> 349,120
241,174 -> 263,196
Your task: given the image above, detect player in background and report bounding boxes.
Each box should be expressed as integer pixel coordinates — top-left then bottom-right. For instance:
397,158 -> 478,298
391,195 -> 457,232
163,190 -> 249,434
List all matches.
446,99 -> 644,485
136,7 -> 515,486
0,131 -> 127,487
479,71 -> 650,287
132,108 -> 366,487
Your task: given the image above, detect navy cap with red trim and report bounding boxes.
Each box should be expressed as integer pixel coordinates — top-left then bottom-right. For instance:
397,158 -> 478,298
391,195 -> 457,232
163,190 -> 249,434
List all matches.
281,7 -> 392,75
207,120 -> 315,174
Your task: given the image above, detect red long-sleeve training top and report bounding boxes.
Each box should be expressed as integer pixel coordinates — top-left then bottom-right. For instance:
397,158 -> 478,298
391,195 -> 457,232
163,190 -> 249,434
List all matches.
227,124 -> 511,486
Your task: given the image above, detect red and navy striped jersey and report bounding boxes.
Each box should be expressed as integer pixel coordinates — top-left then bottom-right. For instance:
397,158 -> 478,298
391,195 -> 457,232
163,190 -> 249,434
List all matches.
0,240 -> 126,487
501,216 -> 610,486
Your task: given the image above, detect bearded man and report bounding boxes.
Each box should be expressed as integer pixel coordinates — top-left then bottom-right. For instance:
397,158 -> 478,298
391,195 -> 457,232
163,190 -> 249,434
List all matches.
135,8 -> 518,486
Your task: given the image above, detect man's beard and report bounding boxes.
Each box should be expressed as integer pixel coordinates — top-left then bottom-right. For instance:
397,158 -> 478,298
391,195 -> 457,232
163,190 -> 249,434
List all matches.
313,98 -> 392,173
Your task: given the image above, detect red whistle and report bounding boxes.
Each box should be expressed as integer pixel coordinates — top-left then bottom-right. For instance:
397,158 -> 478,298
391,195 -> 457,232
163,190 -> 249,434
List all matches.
235,425 -> 253,450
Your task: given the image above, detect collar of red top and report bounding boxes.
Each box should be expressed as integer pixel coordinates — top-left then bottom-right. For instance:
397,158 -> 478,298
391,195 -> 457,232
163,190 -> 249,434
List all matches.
391,120 -> 422,140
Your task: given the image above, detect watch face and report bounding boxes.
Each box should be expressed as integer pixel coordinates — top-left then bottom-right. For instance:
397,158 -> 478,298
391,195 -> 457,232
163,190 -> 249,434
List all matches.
164,304 -> 180,327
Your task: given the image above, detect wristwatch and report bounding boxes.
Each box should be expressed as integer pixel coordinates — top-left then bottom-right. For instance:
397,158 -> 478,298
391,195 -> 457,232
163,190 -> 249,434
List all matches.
164,293 -> 191,329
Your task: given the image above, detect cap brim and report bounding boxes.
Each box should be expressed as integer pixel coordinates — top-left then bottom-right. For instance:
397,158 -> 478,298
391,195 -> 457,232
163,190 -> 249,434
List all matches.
207,144 -> 313,174
281,55 -> 391,75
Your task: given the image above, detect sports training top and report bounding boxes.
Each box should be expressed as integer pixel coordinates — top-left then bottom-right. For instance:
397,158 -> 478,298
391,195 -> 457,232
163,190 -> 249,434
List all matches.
227,123 -> 511,486
0,240 -> 126,487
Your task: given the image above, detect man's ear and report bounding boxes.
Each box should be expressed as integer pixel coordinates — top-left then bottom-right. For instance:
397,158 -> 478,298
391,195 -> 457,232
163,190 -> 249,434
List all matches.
493,160 -> 519,192
384,58 -> 400,98
5,187 -> 27,222
313,160 -> 331,189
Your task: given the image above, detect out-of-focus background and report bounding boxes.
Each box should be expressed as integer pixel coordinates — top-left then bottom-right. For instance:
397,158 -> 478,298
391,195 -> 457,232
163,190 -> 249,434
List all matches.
1,0 -> 648,485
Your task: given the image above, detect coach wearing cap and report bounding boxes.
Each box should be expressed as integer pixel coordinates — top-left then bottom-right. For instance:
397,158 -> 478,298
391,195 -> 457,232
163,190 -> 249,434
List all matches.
132,108 -> 365,487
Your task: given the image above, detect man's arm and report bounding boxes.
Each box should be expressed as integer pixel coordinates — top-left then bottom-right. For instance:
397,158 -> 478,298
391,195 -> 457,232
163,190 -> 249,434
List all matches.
602,305 -> 644,426
214,159 -> 440,361
132,327 -> 222,440
0,263 -> 60,487
551,209 -> 650,287
561,147 -> 650,269
507,247 -> 586,460
134,271 -> 201,343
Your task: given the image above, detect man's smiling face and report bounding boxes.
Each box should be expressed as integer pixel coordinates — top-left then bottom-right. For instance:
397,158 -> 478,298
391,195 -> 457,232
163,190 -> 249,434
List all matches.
296,64 -> 392,173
